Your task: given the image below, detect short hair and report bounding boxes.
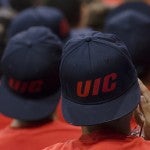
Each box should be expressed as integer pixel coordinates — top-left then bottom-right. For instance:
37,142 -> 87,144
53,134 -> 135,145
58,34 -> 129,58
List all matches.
84,2 -> 110,30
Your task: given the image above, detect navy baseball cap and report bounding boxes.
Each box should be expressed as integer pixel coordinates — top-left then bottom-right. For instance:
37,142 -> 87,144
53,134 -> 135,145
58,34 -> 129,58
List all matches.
105,2 -> 150,22
7,6 -> 70,41
60,31 -> 140,126
104,10 -> 150,73
0,26 -> 62,121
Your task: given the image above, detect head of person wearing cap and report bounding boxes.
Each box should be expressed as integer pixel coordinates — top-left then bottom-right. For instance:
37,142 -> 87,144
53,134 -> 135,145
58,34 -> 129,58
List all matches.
7,6 -> 70,42
0,26 -> 81,150
80,1 -> 110,31
43,31 -> 150,150
104,10 -> 150,90
105,0 -> 150,23
0,26 -> 62,126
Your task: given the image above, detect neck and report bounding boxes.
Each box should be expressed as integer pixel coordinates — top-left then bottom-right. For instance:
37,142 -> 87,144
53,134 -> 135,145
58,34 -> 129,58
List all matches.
82,114 -> 132,136
10,114 -> 56,128
82,124 -> 131,136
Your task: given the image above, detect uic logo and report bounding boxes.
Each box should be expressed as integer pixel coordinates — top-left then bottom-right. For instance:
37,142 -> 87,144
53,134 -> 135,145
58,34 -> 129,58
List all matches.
77,73 -> 117,97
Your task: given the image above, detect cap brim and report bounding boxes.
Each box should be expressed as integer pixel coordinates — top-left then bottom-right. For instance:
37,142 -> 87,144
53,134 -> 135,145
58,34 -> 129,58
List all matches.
62,82 -> 140,126
0,78 -> 60,121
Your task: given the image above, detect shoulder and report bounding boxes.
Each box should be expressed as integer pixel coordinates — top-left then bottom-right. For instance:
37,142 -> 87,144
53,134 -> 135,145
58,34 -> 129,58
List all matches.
129,136 -> 150,148
43,143 -> 65,150
43,139 -> 79,150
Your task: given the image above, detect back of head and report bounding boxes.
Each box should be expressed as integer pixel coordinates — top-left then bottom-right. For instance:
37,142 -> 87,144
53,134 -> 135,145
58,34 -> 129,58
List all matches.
105,0 -> 150,23
0,26 -> 62,121
7,6 -> 70,41
45,0 -> 82,27
60,31 -> 140,126
104,10 -> 150,82
82,2 -> 110,31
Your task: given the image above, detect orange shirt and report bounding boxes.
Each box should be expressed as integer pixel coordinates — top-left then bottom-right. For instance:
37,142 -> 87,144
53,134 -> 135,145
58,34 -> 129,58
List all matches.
0,120 -> 81,150
44,130 -> 150,150
0,114 -> 11,130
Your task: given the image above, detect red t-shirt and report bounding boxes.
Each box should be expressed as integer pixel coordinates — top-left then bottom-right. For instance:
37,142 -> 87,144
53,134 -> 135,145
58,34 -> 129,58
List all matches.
0,114 -> 11,130
44,130 -> 150,150
0,120 -> 81,150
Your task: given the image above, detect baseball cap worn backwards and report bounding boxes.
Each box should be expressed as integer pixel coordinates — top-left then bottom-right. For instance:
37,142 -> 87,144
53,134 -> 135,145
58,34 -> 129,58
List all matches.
60,31 -> 140,126
105,1 -> 150,22
0,26 -> 62,121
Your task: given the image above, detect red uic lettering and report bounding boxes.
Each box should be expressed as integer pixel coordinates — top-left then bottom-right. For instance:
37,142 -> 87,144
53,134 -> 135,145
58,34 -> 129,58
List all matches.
92,78 -> 101,96
28,80 -> 44,93
20,82 -> 29,93
76,73 -> 118,97
77,80 -> 91,97
9,78 -> 14,88
102,73 -> 117,93
60,19 -> 69,37
9,78 -> 21,91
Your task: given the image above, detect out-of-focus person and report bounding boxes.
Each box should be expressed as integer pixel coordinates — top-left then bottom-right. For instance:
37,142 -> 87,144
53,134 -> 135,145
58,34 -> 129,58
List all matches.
0,26 -> 80,150
7,6 -> 70,43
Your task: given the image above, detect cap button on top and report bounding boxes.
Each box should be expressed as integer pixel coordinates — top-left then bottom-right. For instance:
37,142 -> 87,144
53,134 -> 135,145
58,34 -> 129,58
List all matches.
85,37 -> 92,42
